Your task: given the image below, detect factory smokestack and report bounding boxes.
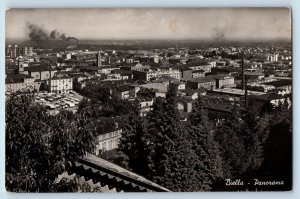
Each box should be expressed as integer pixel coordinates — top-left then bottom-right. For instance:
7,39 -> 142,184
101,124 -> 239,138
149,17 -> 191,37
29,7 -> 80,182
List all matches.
241,51 -> 245,90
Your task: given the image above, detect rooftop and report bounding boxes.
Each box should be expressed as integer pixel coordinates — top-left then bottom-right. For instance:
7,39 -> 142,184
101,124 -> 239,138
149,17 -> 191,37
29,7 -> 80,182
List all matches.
67,154 -> 170,192
264,80 -> 292,87
210,88 -> 265,96
24,65 -> 56,72
140,83 -> 168,93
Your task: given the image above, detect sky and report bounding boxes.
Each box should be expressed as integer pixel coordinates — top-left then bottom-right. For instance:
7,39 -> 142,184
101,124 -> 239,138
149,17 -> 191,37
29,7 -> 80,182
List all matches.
5,8 -> 291,41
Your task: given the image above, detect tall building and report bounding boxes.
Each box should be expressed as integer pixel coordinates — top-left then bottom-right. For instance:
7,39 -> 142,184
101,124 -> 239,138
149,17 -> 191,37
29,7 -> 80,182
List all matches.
267,53 -> 279,62
5,45 -> 33,57
5,45 -> 12,57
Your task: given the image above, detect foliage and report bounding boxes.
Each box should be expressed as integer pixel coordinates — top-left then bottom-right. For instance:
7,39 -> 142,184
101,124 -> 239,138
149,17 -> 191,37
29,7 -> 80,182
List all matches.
119,113 -> 151,176
258,101 -> 292,190
187,96 -> 225,188
6,93 -> 98,192
214,106 -> 270,179
100,149 -> 129,169
77,97 -> 135,118
142,87 -> 202,191
76,81 -> 111,104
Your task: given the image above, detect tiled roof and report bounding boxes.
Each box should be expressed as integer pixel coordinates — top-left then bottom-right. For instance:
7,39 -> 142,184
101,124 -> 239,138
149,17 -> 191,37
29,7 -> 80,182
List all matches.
5,74 -> 33,84
24,65 -> 56,72
67,154 -> 170,192
187,76 -> 215,83
264,80 -> 292,87
192,69 -> 205,73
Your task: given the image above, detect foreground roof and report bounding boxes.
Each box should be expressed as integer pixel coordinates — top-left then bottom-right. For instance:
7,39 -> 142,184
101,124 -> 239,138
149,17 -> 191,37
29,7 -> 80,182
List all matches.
67,154 -> 170,192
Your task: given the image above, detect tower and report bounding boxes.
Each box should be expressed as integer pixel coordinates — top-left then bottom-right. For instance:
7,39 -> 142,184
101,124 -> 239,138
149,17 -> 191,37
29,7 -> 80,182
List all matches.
97,51 -> 102,67
18,57 -> 24,73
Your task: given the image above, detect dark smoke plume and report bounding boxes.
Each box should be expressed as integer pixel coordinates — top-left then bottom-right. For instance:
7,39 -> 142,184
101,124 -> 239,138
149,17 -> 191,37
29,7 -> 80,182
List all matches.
28,23 -> 49,41
60,33 -> 66,40
49,30 -> 60,39
27,23 -> 74,41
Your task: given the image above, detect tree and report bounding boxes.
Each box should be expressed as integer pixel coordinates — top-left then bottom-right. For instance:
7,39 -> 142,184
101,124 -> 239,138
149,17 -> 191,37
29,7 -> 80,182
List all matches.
258,102 -> 292,190
214,108 -> 248,178
215,105 -> 270,179
118,113 -> 150,176
6,93 -> 98,192
188,96 -> 225,188
144,87 -> 201,191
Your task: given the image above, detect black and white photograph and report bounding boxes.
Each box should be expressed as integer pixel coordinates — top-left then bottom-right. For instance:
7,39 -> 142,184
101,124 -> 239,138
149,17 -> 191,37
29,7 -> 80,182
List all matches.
5,8 -> 292,192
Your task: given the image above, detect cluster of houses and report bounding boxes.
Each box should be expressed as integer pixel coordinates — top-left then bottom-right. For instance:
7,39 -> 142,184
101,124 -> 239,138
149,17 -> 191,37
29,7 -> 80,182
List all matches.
5,44 -> 292,154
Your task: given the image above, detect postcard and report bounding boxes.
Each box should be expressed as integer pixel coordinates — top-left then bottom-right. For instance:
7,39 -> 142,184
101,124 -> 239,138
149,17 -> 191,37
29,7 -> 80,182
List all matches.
5,8 -> 292,192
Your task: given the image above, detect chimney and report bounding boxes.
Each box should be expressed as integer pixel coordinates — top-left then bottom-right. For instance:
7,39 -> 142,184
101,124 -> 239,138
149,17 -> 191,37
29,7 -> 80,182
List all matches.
241,51 -> 245,90
244,76 -> 248,108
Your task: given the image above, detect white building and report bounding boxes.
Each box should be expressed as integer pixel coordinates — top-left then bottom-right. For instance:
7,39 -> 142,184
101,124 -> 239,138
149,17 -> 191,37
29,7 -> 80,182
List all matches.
49,76 -> 73,94
134,68 -> 181,81
95,128 -> 122,155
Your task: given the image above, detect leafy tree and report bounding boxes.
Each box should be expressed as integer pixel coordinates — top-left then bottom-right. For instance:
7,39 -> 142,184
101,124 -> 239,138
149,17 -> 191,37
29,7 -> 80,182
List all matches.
6,93 -> 98,192
78,81 -> 111,103
215,105 -> 271,179
214,108 -> 248,178
100,149 -> 129,169
240,110 -> 270,171
144,87 -> 201,191
119,113 -> 150,176
258,102 -> 292,190
188,96 -> 225,188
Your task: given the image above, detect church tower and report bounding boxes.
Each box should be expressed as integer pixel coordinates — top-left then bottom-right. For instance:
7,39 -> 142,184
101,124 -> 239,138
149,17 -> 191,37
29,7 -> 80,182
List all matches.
97,51 -> 102,67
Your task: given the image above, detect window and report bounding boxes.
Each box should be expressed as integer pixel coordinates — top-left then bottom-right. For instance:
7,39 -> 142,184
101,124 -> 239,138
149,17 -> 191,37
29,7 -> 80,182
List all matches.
102,142 -> 106,150
108,140 -> 113,150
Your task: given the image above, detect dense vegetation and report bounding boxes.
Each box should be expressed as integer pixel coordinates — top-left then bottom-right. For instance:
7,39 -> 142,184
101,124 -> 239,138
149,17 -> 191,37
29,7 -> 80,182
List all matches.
118,87 -> 292,191
6,93 -> 98,192
6,87 -> 292,192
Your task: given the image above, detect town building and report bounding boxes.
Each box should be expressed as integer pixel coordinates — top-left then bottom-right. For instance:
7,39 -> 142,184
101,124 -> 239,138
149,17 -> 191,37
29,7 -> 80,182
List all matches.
112,85 -> 140,100
95,126 -> 122,155
192,70 -> 206,78
186,77 -> 216,90
178,98 -> 193,113
185,62 -> 213,73
181,68 -> 193,79
140,82 -> 169,98
134,68 -> 181,81
21,65 -> 57,81
48,76 -> 73,94
5,74 -> 41,93
214,75 -> 236,89
207,88 -> 265,99
98,66 -> 121,75
263,80 -> 292,94
5,45 -> 33,57
138,99 -> 154,117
